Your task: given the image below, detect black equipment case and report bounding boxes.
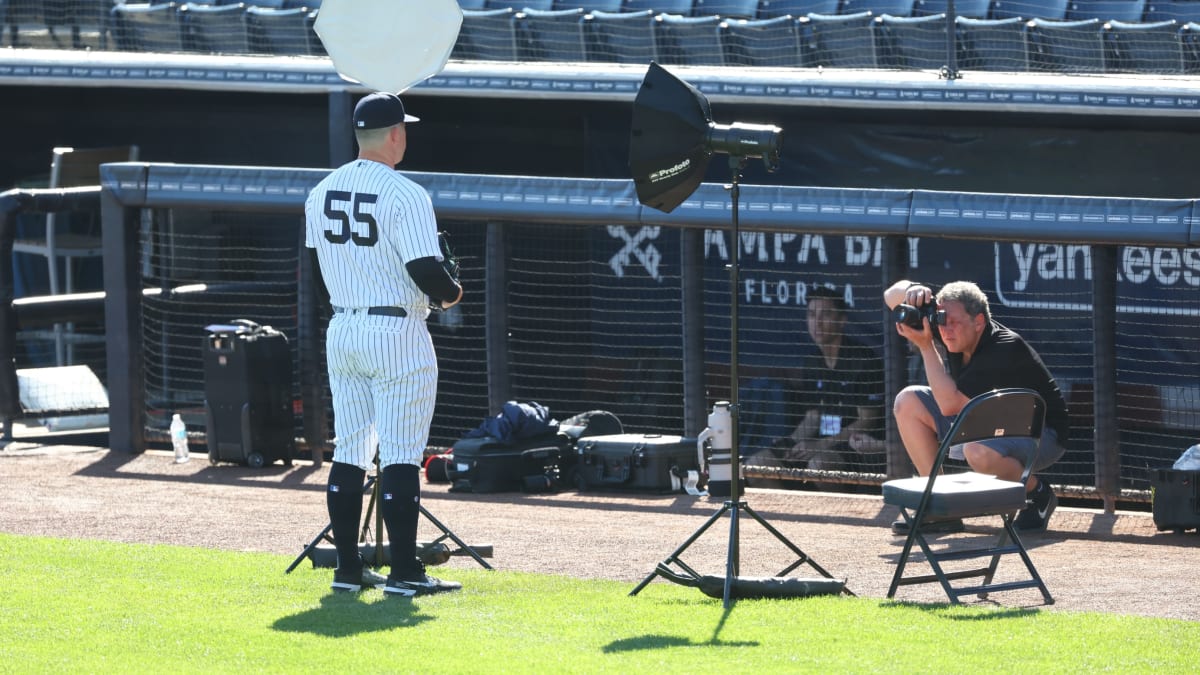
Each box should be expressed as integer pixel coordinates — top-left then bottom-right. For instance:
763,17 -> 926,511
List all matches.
203,321 -> 294,468
1151,468 -> 1200,532
447,433 -> 568,493
575,433 -> 698,493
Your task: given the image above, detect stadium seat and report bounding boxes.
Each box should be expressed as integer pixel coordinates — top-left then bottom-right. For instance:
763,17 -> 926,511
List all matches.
282,0 -> 321,8
806,11 -> 879,67
583,9 -> 658,62
992,0 -> 1070,19
244,5 -> 314,55
623,0 -> 695,16
841,0 -> 918,16
458,0 -> 489,9
230,0 -> 284,6
723,15 -> 806,66
882,388 -> 1054,605
691,0 -> 761,17
554,0 -> 623,9
1145,0 -> 1200,23
516,7 -> 588,61
878,12 -> 952,69
912,0 -> 992,17
181,2 -> 249,54
454,8 -> 520,60
956,15 -> 1031,70
110,2 -> 185,52
1105,18 -> 1185,73
757,0 -> 841,17
487,0 -> 553,8
1027,16 -> 1107,71
654,13 -> 726,64
1065,0 -> 1147,21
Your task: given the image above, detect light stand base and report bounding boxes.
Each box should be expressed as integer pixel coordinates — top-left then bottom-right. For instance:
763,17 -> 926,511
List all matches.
286,472 -> 493,574
629,499 -> 853,607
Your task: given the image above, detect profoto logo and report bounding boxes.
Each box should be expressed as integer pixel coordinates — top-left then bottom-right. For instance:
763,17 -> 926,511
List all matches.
649,158 -> 690,183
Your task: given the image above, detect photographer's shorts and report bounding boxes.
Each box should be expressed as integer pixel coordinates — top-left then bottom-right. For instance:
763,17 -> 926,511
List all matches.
911,386 -> 1066,472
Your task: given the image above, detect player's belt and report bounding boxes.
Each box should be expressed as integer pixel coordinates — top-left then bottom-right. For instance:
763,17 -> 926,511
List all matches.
333,306 -> 408,317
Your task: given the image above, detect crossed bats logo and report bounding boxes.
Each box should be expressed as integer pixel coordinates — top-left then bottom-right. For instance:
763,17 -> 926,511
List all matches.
607,225 -> 662,282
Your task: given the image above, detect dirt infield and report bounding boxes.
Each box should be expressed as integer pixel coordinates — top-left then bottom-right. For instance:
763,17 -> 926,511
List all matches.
2,443 -> 1197,621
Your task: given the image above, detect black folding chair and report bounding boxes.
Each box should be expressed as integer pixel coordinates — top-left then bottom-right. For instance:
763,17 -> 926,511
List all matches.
882,388 -> 1054,605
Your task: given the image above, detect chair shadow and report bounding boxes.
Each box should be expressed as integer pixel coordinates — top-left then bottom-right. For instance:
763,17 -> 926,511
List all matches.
272,592 -> 433,636
882,600 -> 1041,619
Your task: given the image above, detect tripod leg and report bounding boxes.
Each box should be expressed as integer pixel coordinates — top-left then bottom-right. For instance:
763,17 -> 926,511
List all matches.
630,501 -> 732,596
741,503 -> 854,596
723,503 -> 741,607
419,505 -> 493,570
285,522 -> 334,574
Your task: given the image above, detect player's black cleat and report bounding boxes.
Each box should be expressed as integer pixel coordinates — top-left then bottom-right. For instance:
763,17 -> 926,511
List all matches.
331,566 -> 388,593
383,562 -> 462,598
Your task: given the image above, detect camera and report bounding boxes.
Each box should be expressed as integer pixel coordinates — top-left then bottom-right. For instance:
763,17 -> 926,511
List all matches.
893,303 -> 945,329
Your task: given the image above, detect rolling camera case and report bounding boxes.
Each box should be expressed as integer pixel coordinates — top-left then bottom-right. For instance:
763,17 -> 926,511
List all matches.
447,433 -> 569,493
203,321 -> 294,468
574,433 -> 699,493
1150,468 -> 1200,532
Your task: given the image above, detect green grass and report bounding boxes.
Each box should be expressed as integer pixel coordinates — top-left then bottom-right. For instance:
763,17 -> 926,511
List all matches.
0,533 -> 1194,674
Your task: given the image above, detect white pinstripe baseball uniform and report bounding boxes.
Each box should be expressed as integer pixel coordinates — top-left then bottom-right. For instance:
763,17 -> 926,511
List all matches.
304,160 -> 441,471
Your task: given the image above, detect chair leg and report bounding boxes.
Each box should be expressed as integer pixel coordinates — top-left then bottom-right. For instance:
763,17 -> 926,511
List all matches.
1003,518 -> 1054,605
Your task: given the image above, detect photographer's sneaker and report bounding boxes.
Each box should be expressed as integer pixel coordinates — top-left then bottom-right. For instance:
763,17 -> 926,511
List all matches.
1014,480 -> 1057,532
384,563 -> 462,598
331,566 -> 387,593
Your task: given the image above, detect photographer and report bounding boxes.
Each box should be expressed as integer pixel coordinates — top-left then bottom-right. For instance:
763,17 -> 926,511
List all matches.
884,280 -> 1069,534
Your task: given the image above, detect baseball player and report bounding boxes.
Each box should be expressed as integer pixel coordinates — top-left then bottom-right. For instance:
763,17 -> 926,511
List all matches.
303,92 -> 463,597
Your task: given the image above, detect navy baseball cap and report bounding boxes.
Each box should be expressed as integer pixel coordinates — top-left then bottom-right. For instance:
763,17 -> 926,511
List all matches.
353,92 -> 420,129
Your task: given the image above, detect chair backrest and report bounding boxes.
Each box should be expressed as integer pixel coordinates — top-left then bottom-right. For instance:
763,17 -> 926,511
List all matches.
181,2 -> 249,54
456,8 -> 520,60
692,0 -> 761,17
654,13 -> 726,64
1106,18 -> 1184,73
943,388 -> 1046,450
993,0 -> 1070,19
956,15 -> 1031,70
913,0 -> 992,17
487,0 -> 553,8
758,0 -> 841,17
842,0 -> 918,16
1145,0 -> 1200,23
1065,0 -> 1147,21
624,0 -> 696,15
584,9 -> 658,62
807,10 -> 879,67
724,15 -> 806,66
517,7 -> 588,61
554,0 -> 623,9
1027,16 -> 1106,72
878,13 -> 950,69
111,2 -> 185,52
244,6 -> 315,55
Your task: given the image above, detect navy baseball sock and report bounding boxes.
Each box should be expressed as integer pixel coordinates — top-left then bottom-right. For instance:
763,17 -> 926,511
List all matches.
327,462 -> 367,573
379,463 -> 421,576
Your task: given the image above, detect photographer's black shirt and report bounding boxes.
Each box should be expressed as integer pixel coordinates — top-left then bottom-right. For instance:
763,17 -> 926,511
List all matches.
946,320 -> 1071,443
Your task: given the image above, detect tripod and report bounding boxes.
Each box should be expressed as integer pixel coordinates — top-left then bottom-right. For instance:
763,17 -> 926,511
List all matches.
629,157 -> 850,607
286,457 -> 493,574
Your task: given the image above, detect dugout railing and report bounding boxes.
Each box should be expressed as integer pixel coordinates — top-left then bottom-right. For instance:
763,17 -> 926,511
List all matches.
6,161 -> 1200,511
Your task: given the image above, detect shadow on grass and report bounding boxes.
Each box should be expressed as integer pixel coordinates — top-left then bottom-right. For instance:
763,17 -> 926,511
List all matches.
602,607 -> 759,652
273,593 -> 433,636
882,600 -> 1041,620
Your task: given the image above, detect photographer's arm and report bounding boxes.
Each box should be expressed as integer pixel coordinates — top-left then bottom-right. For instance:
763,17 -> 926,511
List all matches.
885,279 -> 934,310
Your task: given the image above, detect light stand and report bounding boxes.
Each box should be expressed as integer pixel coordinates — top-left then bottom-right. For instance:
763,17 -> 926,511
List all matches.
286,456 -> 493,574
629,156 -> 851,607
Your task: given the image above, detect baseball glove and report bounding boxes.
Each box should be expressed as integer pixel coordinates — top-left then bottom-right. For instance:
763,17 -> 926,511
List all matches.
430,231 -> 460,313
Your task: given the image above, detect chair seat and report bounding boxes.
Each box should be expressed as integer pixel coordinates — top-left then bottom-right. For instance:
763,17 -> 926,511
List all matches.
883,472 -> 1027,519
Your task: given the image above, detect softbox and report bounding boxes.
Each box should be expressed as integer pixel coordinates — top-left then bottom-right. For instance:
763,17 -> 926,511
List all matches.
629,62 -> 783,213
314,0 -> 462,93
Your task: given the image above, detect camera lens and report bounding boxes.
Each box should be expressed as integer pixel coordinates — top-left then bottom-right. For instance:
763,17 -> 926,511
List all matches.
892,304 -> 924,329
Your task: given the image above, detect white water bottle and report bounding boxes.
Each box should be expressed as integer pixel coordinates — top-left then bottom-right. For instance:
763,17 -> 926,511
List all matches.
170,413 -> 189,464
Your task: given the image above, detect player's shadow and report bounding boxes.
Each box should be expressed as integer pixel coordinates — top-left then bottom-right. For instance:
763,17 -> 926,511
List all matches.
273,593 -> 433,636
